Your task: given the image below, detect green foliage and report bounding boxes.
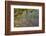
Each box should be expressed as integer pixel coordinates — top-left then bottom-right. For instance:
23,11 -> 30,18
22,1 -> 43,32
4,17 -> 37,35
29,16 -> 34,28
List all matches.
14,8 -> 39,20
14,8 -> 39,27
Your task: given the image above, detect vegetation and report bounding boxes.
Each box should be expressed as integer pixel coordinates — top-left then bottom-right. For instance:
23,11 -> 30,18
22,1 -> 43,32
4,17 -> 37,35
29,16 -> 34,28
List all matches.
14,8 -> 39,27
